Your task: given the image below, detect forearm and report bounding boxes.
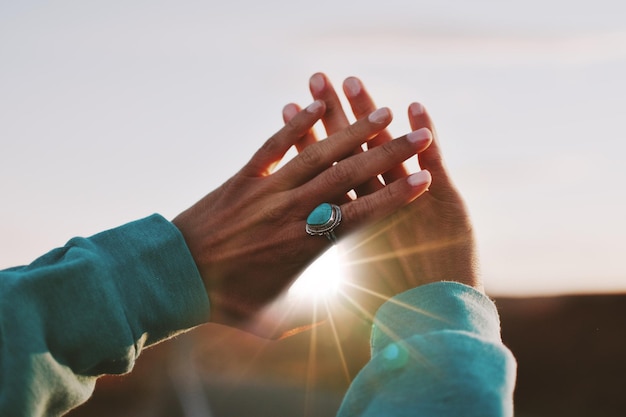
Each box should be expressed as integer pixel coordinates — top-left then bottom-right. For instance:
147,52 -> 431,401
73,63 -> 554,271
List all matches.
337,282 -> 516,417
0,214 -> 210,416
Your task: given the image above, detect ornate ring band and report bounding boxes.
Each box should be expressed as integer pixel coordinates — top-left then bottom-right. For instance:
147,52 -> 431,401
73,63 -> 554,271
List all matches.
306,203 -> 342,244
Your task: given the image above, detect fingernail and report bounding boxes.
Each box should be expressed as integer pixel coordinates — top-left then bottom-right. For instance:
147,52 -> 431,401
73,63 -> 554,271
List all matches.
344,77 -> 361,97
283,104 -> 299,121
407,127 -> 431,144
310,73 -> 325,94
368,107 -> 390,124
410,102 -> 425,116
306,100 -> 323,113
407,170 -> 431,187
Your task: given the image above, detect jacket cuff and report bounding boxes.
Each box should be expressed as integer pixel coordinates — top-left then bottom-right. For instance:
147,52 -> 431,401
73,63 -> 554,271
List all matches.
371,281 -> 502,354
86,213 -> 211,347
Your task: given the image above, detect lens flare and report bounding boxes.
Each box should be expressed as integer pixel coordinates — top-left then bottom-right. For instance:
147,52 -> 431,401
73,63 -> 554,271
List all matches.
288,246 -> 343,298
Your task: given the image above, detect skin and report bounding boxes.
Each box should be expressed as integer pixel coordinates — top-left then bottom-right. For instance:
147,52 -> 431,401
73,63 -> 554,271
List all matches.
172,97 -> 433,330
285,73 -> 481,320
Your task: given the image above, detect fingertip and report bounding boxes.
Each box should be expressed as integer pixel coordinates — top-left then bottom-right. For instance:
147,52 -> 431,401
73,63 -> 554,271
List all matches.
310,72 -> 326,95
282,103 -> 299,122
407,170 -> 432,188
406,127 -> 432,145
409,102 -> 426,117
305,99 -> 325,114
368,107 -> 392,124
343,76 -> 362,98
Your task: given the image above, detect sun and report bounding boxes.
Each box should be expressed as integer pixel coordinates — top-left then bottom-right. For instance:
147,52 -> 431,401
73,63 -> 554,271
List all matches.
288,246 -> 343,298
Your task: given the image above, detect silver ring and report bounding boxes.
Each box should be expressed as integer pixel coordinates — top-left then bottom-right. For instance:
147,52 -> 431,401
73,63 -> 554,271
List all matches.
306,203 -> 342,244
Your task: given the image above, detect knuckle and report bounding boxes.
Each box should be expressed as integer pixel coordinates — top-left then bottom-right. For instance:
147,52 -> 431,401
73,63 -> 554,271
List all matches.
344,122 -> 364,141
297,145 -> 324,169
378,140 -> 399,159
326,161 -> 353,186
382,180 -> 407,205
259,134 -> 281,155
350,197 -> 375,224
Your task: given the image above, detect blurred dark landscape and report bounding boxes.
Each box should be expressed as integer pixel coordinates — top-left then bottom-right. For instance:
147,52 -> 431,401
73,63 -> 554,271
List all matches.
498,293 -> 626,417
68,292 -> 626,417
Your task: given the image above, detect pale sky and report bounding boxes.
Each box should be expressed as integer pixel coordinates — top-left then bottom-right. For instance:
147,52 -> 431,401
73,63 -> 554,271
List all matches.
2,0 -> 626,296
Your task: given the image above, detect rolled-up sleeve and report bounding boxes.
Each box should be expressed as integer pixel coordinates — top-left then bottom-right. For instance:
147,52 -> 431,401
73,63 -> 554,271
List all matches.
0,214 -> 211,417
337,281 -> 517,417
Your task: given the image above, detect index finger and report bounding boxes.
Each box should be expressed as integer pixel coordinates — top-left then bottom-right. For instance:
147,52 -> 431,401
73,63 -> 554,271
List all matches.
242,100 -> 326,177
274,107 -> 393,188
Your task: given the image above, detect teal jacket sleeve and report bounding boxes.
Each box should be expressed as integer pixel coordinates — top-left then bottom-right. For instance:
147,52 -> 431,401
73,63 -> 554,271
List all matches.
0,214 -> 211,417
337,282 -> 517,417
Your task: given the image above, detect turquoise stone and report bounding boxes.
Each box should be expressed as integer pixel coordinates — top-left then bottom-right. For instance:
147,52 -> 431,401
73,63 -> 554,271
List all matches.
307,203 -> 332,225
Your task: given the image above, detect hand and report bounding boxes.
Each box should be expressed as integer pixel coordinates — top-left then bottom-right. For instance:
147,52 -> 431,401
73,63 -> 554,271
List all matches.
293,73 -> 481,320
172,98 -> 433,330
